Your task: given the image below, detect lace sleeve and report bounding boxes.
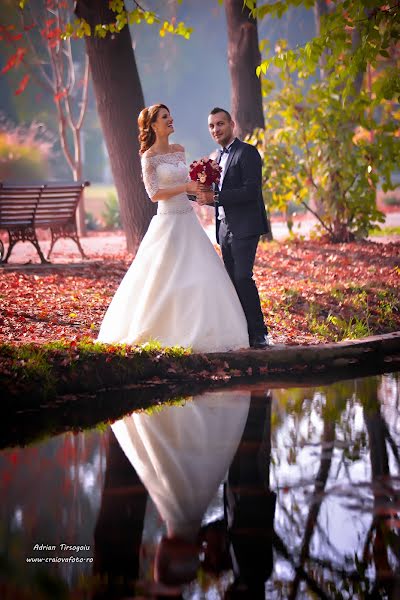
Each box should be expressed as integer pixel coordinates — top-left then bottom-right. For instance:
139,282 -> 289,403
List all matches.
141,157 -> 159,199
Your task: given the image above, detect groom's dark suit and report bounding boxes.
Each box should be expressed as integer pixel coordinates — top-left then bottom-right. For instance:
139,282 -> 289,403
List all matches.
215,138 -> 269,340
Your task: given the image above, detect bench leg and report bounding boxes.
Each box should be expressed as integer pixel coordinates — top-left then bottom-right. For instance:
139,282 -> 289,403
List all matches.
2,240 -> 14,264
47,236 -> 56,260
31,239 -> 50,264
2,228 -> 49,264
48,227 -> 87,260
74,235 -> 87,260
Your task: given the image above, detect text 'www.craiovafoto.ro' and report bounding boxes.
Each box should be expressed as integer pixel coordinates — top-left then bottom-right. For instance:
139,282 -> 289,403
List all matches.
26,544 -> 93,563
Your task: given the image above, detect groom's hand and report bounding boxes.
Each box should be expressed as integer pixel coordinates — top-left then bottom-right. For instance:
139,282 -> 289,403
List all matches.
197,189 -> 214,206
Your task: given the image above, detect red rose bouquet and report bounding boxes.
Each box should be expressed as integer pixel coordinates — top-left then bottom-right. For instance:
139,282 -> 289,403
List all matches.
189,157 -> 221,187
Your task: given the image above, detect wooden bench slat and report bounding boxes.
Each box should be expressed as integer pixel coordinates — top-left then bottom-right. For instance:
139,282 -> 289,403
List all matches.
36,199 -> 79,204
0,191 -> 84,197
33,189 -> 79,193
35,217 -> 75,223
0,192 -> 41,197
35,209 -> 76,214
0,196 -> 79,206
0,201 -> 39,206
35,208 -> 77,213
0,204 -> 38,209
0,211 -> 37,217
36,204 -> 77,207
2,220 -> 34,226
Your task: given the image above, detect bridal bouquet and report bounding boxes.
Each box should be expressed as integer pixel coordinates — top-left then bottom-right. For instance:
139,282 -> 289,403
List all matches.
189,157 -> 221,187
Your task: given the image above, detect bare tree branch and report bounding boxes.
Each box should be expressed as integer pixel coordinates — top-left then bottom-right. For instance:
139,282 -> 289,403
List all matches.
300,199 -> 333,235
272,531 -> 331,600
76,55 -> 90,131
18,9 -> 54,92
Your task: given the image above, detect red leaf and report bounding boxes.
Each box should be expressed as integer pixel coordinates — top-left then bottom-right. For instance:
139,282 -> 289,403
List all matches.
15,73 -> 30,95
1,47 -> 27,75
54,88 -> 68,102
9,452 -> 19,466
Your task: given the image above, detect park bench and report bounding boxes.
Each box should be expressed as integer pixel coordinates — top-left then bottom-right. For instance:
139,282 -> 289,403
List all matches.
0,181 -> 89,264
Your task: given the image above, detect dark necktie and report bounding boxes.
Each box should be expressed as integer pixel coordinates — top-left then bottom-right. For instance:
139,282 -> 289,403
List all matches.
218,147 -> 229,164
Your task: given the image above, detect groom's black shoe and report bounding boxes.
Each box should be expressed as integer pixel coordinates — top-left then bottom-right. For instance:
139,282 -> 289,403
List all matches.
250,333 -> 274,349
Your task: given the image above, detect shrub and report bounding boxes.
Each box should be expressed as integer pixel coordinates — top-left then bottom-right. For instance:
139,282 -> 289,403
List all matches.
101,191 -> 122,230
85,211 -> 100,231
0,119 -> 54,182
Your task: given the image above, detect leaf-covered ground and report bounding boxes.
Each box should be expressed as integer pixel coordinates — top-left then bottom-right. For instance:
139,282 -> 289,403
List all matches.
0,240 -> 399,346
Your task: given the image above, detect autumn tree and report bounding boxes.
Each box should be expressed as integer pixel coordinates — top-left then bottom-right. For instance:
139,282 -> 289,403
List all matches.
0,0 -> 90,235
3,1 -> 191,252
247,0 -> 400,242
73,1 -> 193,253
73,0 -> 153,252
74,1 -> 193,252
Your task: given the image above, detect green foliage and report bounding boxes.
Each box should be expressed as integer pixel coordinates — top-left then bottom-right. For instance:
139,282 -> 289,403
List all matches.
250,1 -> 400,104
59,3 -> 193,40
308,308 -> 372,341
247,0 -> 400,242
369,225 -> 400,236
306,285 -> 400,341
249,71 -> 397,240
142,396 -> 189,416
0,121 -> 53,182
101,191 -> 122,230
1,338 -> 192,398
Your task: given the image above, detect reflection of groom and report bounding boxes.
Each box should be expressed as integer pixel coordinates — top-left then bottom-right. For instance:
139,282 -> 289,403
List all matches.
198,108 -> 271,348
223,388 -> 276,598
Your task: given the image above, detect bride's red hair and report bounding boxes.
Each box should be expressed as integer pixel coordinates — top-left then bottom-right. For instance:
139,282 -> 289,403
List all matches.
138,104 -> 170,155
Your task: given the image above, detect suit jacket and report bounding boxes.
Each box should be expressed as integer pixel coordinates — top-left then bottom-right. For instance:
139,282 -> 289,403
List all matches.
215,138 -> 269,244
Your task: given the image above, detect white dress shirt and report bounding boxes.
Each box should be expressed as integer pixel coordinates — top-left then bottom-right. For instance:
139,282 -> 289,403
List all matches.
217,139 -> 236,221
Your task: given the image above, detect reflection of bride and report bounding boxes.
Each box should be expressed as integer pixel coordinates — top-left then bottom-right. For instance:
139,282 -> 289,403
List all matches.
111,390 -> 250,585
97,103 -> 249,353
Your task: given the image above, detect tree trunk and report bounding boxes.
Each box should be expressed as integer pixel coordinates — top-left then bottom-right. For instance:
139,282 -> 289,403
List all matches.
362,379 -> 393,590
225,0 -> 264,138
225,0 -> 272,240
289,416 -> 335,600
73,134 -> 87,236
75,0 -> 156,253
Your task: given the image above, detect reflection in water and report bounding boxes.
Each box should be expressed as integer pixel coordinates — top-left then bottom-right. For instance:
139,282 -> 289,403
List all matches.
93,388 -> 275,599
270,374 -> 400,599
0,373 -> 399,599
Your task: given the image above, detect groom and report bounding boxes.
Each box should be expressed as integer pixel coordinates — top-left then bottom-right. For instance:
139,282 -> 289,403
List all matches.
198,107 -> 271,349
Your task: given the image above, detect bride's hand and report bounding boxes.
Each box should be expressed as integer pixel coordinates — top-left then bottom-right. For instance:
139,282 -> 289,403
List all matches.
186,180 -> 202,195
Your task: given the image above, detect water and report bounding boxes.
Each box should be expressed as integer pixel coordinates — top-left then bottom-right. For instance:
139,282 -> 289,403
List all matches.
1,372 -> 399,599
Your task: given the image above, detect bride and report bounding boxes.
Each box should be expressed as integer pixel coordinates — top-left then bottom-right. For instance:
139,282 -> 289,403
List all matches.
97,103 -> 249,352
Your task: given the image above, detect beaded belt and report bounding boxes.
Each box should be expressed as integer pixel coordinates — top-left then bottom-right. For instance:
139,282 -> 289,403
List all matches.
157,205 -> 193,215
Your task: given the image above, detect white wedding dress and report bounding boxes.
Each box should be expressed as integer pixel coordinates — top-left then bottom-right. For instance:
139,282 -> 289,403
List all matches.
111,390 -> 251,541
97,151 -> 249,352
